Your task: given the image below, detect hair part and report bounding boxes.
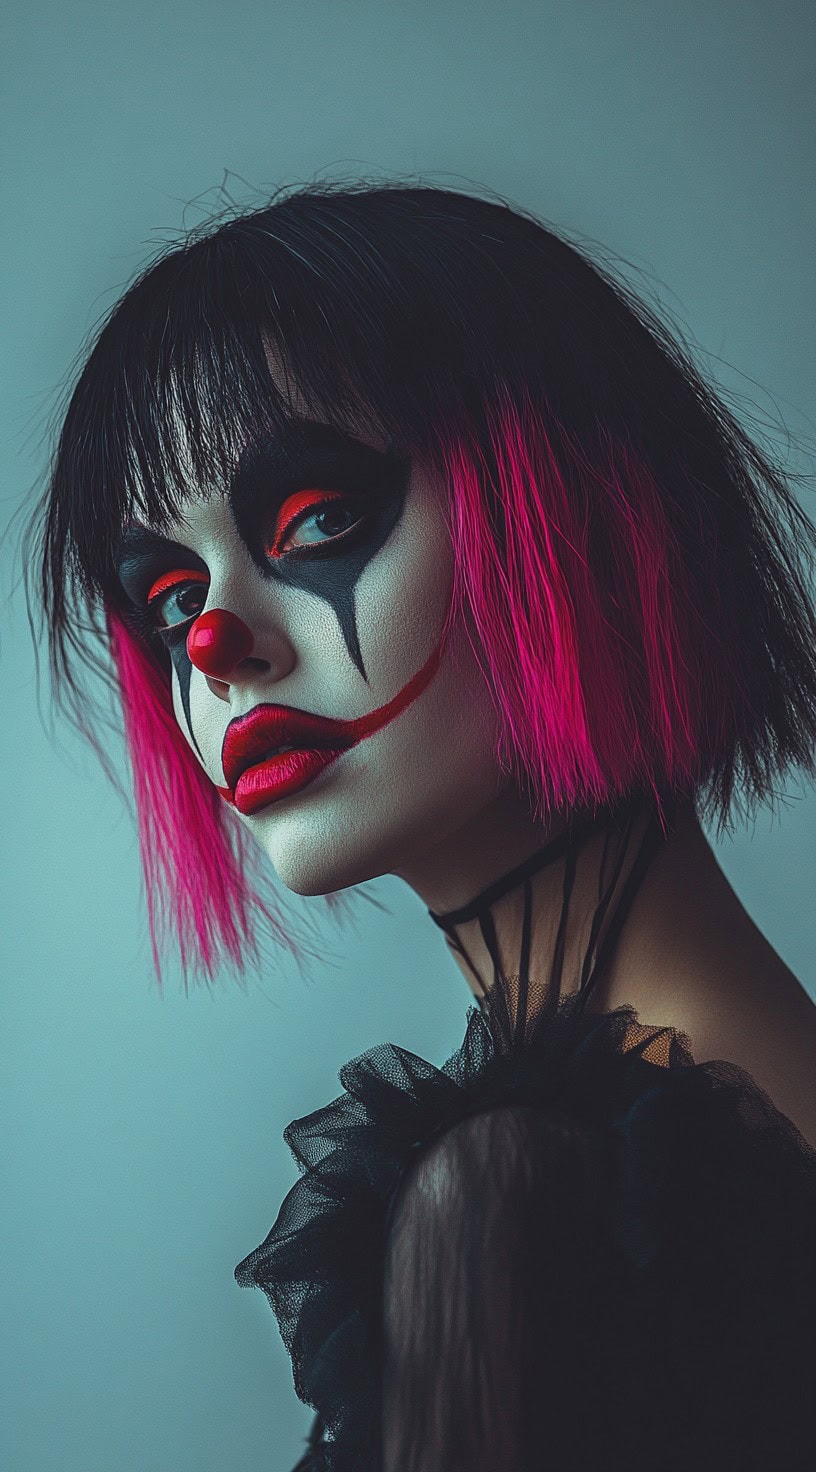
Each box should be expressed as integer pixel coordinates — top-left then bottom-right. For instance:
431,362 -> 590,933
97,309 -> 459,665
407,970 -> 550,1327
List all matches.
24,178 -> 816,982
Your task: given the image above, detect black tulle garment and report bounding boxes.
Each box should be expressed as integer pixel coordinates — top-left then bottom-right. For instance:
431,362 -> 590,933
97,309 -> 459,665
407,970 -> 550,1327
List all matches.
234,797 -> 816,1471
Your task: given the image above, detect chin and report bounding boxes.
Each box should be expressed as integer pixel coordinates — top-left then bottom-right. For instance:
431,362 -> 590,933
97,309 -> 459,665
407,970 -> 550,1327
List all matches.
246,804 -> 404,899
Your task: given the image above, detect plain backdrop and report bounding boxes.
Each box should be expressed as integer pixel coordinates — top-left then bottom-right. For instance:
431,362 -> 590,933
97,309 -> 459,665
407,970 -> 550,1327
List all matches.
2,3 -> 814,1469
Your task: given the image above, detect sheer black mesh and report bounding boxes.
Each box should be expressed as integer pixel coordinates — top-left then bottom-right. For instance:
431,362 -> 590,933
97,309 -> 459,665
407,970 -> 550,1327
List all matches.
234,796 -> 816,1470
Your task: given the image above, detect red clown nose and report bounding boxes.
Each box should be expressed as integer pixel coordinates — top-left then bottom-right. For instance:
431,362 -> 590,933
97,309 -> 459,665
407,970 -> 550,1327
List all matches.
186,609 -> 255,680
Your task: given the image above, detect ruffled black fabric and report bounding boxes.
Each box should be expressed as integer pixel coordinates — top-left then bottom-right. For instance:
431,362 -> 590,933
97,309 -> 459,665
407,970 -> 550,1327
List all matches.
234,978 -> 816,1470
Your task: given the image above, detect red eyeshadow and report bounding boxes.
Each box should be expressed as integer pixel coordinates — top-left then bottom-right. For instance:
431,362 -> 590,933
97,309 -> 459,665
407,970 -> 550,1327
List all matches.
267,488 -> 346,558
147,568 -> 209,604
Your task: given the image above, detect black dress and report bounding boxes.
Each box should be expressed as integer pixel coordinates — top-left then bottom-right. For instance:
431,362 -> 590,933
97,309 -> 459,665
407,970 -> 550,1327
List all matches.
234,797 -> 816,1470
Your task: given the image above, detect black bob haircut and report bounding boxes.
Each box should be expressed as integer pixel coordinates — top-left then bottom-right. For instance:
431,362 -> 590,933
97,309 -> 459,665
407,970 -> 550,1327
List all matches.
22,177 -> 816,978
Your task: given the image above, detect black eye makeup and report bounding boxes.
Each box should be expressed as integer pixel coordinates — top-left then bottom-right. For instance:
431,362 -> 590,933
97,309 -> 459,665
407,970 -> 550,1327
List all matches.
146,568 -> 210,628
265,487 -> 369,559
112,419 -> 413,685
114,531 -> 211,642
229,420 -> 411,680
113,528 -> 213,758
229,419 -> 410,558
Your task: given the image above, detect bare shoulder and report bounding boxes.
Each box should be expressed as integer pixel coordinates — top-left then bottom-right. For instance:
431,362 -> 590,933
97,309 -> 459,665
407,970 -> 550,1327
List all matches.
594,951 -> 816,1151
587,809 -> 816,1150
684,955 -> 816,1152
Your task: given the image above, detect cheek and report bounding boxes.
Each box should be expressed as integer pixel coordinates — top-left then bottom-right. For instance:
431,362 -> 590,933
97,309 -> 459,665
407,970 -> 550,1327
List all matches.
170,664 -> 222,777
250,627 -> 505,896
349,468 -> 499,788
247,476 -> 506,893
343,477 -> 507,866
170,669 -> 198,755
359,615 -> 506,860
351,469 -> 455,695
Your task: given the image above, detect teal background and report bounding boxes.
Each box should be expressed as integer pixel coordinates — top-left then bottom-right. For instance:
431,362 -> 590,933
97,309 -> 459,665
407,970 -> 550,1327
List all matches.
1,3 -> 814,1468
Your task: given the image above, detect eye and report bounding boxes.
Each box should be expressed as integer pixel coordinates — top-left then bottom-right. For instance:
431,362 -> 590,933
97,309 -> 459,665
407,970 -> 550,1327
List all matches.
146,568 -> 209,629
267,489 -> 367,558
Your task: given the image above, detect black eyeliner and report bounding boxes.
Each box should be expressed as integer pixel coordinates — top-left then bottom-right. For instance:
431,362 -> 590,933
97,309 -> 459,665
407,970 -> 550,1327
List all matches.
228,420 -> 412,571
114,527 -> 209,608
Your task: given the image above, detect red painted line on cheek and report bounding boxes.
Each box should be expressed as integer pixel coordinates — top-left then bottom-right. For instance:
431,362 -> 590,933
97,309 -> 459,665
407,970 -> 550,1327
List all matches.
215,627 -> 448,806
340,628 -> 446,742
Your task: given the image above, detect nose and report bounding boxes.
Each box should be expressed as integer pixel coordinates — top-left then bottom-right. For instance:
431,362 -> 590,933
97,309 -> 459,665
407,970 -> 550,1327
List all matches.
186,608 -> 255,680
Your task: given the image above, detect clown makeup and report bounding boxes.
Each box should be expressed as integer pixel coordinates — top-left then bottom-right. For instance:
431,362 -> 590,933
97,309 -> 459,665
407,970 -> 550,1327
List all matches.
114,419 -> 510,899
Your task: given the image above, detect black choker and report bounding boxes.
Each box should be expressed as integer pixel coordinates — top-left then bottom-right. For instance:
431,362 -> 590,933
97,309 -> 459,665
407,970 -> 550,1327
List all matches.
427,795 -> 679,1036
427,804 -> 620,930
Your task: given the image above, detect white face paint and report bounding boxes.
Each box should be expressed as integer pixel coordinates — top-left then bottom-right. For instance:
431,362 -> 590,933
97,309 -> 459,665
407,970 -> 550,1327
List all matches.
130,429 -> 510,901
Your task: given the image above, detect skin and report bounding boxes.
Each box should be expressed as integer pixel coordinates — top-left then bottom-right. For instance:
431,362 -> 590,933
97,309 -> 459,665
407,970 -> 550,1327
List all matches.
116,414 -> 511,900
116,403 -> 816,1152
432,799 -> 816,1150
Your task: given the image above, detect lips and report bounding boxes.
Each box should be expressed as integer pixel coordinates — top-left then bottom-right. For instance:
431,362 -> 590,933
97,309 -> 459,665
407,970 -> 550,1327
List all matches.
221,707 -> 357,788
219,706 -> 356,815
215,632 -> 447,816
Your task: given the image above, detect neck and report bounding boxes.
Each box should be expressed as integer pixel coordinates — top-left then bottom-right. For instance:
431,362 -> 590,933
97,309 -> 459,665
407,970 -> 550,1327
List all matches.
394,785 -> 702,1017
392,781 -> 573,914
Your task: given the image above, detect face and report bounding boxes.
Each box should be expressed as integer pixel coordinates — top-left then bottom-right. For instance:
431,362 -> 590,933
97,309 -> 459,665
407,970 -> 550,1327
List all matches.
115,416 -> 508,897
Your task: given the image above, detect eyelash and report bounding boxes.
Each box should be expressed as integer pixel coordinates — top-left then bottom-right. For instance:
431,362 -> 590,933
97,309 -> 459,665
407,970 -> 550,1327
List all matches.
136,491 -> 368,633
145,570 -> 209,633
265,488 -> 365,558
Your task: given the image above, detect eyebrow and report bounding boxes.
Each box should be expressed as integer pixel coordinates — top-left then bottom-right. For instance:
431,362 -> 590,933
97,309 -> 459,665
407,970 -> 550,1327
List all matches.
228,418 -> 401,513
114,524 -> 200,571
234,417 -> 389,475
228,418 -> 410,559
114,418 -> 408,575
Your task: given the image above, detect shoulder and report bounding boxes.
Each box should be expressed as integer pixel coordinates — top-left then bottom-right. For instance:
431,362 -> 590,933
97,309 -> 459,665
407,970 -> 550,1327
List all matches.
588,945 -> 816,1149
679,966 -> 816,1150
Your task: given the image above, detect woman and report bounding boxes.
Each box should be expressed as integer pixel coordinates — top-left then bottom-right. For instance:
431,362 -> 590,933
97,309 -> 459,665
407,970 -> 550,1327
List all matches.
27,181 -> 816,1469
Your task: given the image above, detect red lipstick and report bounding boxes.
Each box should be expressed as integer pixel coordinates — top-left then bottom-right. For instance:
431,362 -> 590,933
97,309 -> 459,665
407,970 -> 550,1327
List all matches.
217,632 -> 445,816
220,707 -> 354,816
227,747 -> 347,814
